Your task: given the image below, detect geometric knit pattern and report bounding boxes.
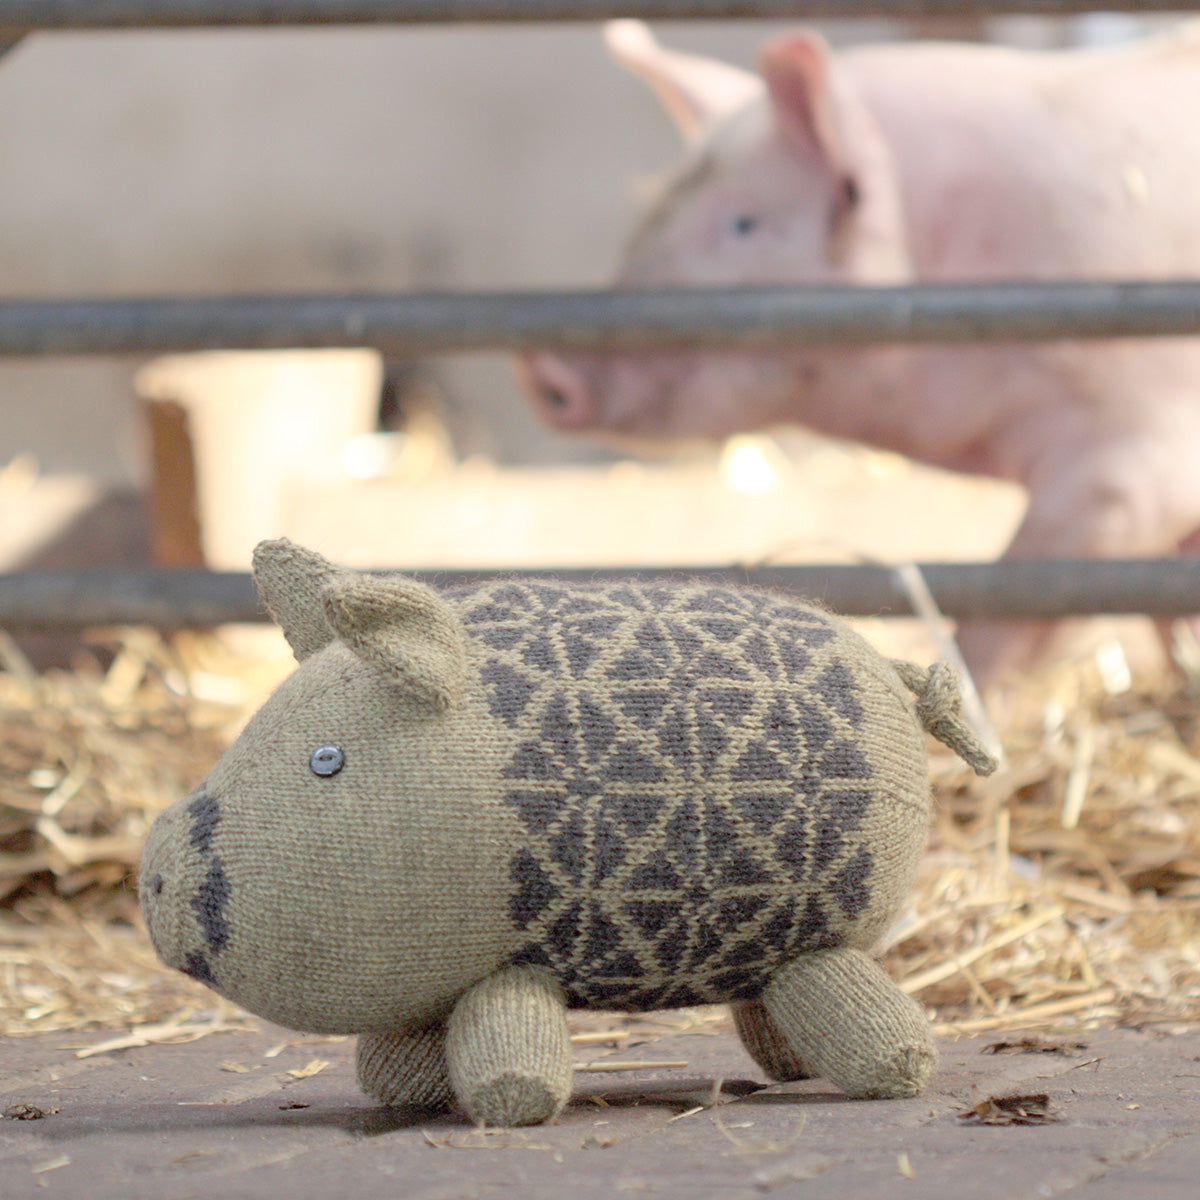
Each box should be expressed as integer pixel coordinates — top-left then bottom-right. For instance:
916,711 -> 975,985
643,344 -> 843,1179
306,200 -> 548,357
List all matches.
454,579 -> 885,1011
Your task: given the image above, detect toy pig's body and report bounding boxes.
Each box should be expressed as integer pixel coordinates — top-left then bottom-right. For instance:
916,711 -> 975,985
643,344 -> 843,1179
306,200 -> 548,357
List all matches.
141,540 -> 993,1125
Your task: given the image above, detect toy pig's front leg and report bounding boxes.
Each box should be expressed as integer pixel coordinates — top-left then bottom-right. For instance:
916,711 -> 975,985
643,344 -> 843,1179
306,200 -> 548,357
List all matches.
446,964 -> 573,1126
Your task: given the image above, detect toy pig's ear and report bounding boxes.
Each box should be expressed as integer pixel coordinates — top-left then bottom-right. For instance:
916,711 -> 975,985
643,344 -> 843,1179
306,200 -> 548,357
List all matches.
322,574 -> 470,713
252,538 -> 342,661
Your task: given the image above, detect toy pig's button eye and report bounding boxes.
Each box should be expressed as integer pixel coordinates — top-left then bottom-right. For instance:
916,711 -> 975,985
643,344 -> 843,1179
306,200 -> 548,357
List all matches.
152,874 -> 163,895
310,745 -> 345,777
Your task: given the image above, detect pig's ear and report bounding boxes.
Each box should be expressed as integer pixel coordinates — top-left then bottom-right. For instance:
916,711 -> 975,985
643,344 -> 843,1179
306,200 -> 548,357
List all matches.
760,32 -> 845,175
252,538 -> 342,661
322,574 -> 470,714
605,19 -> 762,143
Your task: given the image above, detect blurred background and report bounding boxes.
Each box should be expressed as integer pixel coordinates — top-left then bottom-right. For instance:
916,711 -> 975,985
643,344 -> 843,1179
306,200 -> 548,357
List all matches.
0,13 -> 1164,578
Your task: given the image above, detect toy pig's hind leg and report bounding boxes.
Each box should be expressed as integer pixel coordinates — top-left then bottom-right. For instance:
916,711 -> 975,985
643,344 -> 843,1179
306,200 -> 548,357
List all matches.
446,965 -> 573,1126
730,998 -> 815,1081
357,1022 -> 454,1110
762,947 -> 936,1099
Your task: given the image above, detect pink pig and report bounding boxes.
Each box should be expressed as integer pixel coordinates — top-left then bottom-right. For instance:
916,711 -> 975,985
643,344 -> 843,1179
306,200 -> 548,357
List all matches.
520,21 -> 1200,683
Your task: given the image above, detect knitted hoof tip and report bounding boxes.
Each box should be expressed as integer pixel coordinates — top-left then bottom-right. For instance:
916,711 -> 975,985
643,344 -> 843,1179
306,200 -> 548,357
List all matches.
842,1042 -> 937,1100
460,1072 -> 567,1127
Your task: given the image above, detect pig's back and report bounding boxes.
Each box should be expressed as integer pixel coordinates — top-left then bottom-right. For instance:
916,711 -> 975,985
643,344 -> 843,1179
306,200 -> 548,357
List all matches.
452,579 -> 929,1011
845,29 -> 1200,279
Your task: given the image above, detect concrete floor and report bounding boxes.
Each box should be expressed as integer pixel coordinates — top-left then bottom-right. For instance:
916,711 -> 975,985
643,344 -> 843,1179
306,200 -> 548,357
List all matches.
3,1021 -> 1199,1199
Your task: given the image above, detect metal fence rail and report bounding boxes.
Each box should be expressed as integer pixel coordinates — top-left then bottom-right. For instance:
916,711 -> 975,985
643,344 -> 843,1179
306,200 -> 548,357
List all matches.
0,1 -> 1195,34
5,281 -> 1200,356
1,558 -> 1198,630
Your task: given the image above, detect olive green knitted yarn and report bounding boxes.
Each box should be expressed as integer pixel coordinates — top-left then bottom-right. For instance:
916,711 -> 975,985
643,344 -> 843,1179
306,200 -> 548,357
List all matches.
140,539 -> 1000,1124
446,966 -> 573,1127
730,998 -> 815,1082
357,1023 -> 454,1111
762,947 -> 937,1099
451,575 -> 935,1010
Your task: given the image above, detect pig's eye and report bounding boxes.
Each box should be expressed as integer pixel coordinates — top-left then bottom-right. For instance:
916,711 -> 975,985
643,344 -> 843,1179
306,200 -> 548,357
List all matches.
310,745 -> 345,777
726,213 -> 760,237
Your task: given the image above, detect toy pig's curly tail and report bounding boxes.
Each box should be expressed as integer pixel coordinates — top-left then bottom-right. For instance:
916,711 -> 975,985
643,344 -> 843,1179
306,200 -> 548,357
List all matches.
890,659 -> 999,777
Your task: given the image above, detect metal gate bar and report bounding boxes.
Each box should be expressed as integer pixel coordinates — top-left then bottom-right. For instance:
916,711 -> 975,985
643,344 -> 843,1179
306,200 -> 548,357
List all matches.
0,1 -> 1194,35
1,558 -> 1198,630
5,282 -> 1200,356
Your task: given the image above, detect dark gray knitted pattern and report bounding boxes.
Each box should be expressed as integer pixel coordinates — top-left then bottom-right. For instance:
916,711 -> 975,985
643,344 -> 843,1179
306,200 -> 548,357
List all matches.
455,580 -> 882,1011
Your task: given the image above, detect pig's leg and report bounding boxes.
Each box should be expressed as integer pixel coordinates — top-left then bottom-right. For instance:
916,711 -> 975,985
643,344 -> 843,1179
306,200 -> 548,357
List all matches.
356,1022 -> 454,1110
955,446 -> 1194,684
446,964 -> 573,1126
730,997 -> 815,1081
761,947 -> 935,1099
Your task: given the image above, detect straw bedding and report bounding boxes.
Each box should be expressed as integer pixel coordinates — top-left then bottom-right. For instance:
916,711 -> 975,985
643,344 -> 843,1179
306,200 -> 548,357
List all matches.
2,625 -> 1197,1039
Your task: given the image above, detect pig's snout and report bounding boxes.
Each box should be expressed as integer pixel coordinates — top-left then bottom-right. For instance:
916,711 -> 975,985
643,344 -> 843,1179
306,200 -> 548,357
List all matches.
517,352 -> 598,430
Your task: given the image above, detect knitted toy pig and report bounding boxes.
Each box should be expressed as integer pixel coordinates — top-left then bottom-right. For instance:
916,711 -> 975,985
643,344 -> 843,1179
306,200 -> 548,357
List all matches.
141,538 -> 995,1126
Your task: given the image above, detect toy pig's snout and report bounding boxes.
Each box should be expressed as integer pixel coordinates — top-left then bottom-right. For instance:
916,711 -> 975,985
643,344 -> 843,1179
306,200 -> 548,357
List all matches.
139,789 -> 227,989
139,800 -> 183,962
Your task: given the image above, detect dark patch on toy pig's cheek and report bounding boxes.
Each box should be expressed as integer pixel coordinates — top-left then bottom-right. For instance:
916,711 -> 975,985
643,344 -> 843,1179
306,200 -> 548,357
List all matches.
187,794 -> 221,853
183,951 -> 218,986
191,857 -> 231,952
